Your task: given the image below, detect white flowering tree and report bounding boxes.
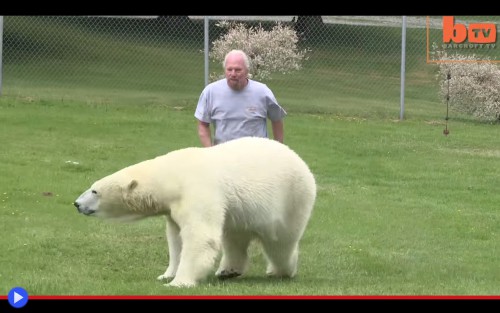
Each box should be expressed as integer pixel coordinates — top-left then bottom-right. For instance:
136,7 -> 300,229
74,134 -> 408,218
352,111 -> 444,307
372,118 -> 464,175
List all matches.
209,21 -> 310,82
432,43 -> 500,122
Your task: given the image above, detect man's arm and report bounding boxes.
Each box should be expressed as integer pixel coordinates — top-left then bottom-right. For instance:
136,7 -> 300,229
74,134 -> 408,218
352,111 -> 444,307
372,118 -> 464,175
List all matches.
271,119 -> 284,143
197,120 -> 212,147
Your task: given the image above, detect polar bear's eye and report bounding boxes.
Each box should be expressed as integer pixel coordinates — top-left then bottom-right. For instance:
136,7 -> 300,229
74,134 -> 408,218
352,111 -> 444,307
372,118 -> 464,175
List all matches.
91,190 -> 97,194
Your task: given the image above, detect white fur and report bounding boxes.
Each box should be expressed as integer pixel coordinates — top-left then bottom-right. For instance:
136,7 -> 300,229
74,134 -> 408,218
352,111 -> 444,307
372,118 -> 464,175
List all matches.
74,137 -> 316,287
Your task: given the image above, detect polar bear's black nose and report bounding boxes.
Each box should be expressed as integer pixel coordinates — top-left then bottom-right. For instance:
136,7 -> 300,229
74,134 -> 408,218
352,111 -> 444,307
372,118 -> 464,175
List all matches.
74,201 -> 80,211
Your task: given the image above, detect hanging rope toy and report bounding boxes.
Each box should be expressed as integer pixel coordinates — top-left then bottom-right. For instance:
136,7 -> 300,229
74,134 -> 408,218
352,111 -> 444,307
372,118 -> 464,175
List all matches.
443,71 -> 451,136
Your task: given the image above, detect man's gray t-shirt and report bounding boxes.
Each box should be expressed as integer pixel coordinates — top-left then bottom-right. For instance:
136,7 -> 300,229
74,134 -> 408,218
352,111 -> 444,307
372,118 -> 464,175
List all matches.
194,79 -> 287,145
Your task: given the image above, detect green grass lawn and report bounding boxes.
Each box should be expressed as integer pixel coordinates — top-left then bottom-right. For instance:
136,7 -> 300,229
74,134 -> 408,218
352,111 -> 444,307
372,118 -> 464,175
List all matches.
0,95 -> 498,296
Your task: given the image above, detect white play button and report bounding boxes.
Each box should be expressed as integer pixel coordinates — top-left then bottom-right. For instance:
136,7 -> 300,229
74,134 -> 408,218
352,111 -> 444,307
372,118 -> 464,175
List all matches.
14,291 -> 24,303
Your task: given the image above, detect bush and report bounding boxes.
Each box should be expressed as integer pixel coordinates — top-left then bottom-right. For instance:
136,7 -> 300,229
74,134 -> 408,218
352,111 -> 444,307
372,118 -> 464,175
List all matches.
432,43 -> 500,122
209,21 -> 310,82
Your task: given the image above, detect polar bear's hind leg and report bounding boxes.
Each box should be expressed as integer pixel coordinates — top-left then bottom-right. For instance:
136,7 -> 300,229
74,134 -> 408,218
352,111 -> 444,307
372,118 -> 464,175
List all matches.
216,230 -> 253,279
261,239 -> 299,278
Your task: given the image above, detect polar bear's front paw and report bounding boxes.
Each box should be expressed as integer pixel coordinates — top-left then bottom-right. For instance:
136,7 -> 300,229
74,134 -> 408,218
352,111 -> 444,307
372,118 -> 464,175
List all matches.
157,266 -> 177,281
157,273 -> 174,281
165,279 -> 197,288
216,269 -> 242,280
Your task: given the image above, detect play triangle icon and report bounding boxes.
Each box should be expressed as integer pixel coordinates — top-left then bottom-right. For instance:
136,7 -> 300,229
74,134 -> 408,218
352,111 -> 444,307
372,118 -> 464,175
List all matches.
14,292 -> 23,303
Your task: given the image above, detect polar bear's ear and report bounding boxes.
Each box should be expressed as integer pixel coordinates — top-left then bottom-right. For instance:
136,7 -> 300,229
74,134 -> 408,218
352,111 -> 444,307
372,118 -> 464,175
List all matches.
127,179 -> 138,191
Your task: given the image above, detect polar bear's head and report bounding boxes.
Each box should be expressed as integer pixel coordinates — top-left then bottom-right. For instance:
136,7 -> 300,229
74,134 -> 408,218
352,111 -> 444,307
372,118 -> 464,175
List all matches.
74,171 -> 161,222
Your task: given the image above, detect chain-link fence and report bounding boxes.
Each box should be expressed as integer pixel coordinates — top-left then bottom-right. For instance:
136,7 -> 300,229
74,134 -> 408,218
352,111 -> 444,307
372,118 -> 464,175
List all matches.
1,16 -> 498,118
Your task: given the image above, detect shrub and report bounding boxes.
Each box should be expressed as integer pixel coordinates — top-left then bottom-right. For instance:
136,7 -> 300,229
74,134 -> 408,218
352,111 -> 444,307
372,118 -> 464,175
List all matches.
432,43 -> 500,122
209,21 -> 310,82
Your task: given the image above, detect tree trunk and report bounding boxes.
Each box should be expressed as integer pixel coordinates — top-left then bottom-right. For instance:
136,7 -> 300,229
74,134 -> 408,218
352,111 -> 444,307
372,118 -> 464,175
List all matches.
294,16 -> 324,41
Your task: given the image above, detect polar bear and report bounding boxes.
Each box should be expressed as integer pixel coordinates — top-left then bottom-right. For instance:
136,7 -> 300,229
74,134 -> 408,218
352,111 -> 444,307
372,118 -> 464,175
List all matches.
73,136 -> 316,287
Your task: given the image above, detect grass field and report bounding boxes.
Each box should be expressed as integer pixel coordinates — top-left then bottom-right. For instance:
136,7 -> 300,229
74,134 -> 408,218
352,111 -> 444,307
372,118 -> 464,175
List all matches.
0,95 -> 498,296
0,17 -> 499,297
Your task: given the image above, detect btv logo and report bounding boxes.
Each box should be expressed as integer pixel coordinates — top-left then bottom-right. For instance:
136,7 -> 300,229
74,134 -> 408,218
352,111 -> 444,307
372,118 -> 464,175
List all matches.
443,16 -> 497,44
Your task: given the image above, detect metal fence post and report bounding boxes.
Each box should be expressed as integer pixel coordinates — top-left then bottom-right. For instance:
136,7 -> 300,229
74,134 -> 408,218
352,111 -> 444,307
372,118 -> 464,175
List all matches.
204,16 -> 209,87
0,16 -> 4,96
400,16 -> 407,120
